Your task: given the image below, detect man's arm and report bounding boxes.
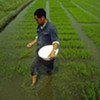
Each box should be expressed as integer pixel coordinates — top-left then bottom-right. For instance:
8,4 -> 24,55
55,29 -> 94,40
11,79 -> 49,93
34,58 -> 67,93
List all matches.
26,36 -> 37,48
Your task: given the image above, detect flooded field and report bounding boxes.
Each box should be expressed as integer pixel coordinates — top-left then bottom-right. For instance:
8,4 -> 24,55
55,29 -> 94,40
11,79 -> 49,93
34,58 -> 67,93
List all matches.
0,0 -> 100,100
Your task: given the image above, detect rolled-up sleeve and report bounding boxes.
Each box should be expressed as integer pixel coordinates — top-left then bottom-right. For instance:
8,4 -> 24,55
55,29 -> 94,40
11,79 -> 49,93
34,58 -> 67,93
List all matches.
50,26 -> 60,45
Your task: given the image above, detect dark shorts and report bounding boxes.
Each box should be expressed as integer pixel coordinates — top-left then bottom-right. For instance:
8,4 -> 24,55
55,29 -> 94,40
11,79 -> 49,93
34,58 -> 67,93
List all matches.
31,54 -> 54,76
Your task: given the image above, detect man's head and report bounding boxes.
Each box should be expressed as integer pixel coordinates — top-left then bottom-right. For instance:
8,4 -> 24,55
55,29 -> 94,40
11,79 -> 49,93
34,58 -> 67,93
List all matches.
34,8 -> 47,25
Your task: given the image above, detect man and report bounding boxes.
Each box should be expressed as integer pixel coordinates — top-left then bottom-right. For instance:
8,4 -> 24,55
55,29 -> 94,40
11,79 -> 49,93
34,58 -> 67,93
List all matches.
26,8 -> 59,86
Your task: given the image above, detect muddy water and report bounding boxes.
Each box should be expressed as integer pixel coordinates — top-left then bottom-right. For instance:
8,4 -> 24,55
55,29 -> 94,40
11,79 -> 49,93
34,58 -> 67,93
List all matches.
0,76 -> 31,100
0,76 -> 56,100
0,75 -> 56,100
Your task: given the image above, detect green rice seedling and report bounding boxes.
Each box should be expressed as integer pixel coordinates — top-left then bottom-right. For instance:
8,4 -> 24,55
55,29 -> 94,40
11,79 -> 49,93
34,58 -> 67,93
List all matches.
61,1 -> 99,23
81,0 -> 100,8
59,34 -> 79,41
82,25 -> 100,46
68,8 -> 99,23
18,50 -> 33,59
73,0 -> 100,18
60,0 -> 76,8
16,61 -> 29,76
0,0 -> 28,20
50,0 -> 72,25
82,81 -> 98,100
61,48 -> 92,60
60,40 -> 84,49
67,40 -> 84,48
0,0 -> 99,99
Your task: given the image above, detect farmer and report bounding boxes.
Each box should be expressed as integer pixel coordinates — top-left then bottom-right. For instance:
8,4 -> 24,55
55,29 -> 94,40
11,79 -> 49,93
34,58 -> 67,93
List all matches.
26,8 -> 59,86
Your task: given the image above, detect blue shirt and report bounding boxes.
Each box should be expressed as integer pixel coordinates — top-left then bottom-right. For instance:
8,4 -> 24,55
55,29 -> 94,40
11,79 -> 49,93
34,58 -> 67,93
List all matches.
36,21 -> 59,51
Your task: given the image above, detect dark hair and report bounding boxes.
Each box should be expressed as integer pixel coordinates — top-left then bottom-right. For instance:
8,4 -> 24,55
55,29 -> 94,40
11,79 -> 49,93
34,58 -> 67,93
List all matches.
34,8 -> 46,18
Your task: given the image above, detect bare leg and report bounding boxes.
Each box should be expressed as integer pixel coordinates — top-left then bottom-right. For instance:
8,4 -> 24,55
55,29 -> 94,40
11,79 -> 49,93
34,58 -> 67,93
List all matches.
31,75 -> 37,86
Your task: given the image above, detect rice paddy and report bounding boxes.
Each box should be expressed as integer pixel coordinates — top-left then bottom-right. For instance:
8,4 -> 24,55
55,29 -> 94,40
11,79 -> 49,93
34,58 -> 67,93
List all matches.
0,0 -> 100,100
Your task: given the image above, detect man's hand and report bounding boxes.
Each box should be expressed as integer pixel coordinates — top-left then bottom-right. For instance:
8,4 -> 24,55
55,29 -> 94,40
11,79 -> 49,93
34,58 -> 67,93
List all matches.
49,50 -> 55,60
26,42 -> 33,48
26,39 -> 37,48
49,42 -> 59,60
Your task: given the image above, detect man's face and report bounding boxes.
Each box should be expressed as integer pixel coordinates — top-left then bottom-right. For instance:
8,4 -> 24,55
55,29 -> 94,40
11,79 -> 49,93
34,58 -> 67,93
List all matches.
34,16 -> 45,25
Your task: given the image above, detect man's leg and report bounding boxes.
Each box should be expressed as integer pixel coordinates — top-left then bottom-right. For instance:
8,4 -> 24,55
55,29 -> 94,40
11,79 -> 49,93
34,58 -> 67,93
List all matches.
31,69 -> 38,86
31,57 -> 40,85
31,75 -> 37,86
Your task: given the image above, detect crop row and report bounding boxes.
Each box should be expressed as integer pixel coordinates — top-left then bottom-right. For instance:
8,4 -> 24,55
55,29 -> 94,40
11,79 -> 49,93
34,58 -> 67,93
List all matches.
81,0 -> 100,8
50,1 -> 99,99
73,0 -> 100,18
61,0 -> 100,47
82,25 -> 100,46
50,0 -> 92,60
0,0 -> 28,20
61,0 -> 99,23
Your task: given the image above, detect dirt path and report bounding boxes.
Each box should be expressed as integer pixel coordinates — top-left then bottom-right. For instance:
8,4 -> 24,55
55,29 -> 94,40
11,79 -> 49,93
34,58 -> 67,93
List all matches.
59,1 -> 100,65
